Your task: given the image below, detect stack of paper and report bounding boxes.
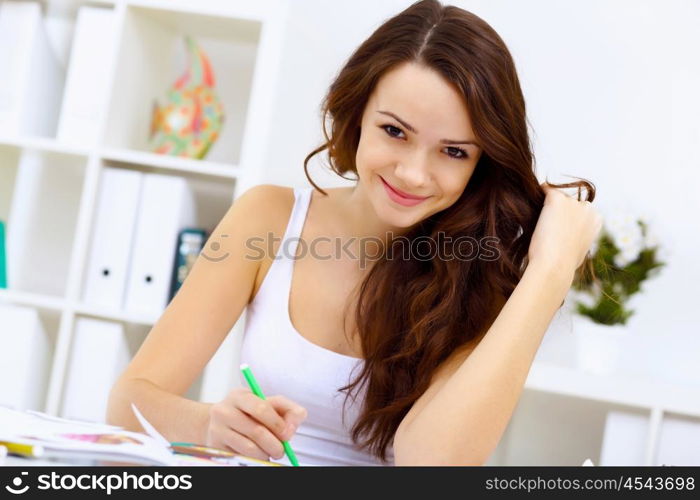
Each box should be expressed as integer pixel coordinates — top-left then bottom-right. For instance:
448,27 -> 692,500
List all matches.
0,405 -> 176,466
0,405 -> 282,466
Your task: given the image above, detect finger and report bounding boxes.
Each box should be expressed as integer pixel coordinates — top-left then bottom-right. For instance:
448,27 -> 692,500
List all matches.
540,182 -> 568,200
221,428 -> 271,462
229,408 -> 286,459
267,395 -> 308,430
236,391 -> 289,440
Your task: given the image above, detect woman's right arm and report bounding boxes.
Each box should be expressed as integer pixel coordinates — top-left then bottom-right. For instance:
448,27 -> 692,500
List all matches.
106,184 -> 304,458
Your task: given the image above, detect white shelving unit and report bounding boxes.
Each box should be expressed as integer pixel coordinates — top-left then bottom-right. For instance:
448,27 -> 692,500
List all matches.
0,0 -> 288,416
505,362 -> 700,465
1,0 -> 697,466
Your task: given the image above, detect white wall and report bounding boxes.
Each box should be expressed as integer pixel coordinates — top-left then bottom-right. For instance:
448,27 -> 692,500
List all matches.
263,0 -> 700,385
262,0 -> 409,189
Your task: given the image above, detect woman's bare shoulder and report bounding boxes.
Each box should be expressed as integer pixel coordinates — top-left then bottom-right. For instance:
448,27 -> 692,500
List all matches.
211,184 -> 296,278
235,184 -> 296,230
234,185 -> 298,299
237,183 -> 295,208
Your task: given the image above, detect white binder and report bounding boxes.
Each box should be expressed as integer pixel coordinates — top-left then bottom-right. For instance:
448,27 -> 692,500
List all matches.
123,174 -> 195,316
599,410 -> 648,465
0,303 -> 50,411
56,6 -> 117,146
0,1 -> 64,137
60,317 -> 130,423
82,168 -> 143,309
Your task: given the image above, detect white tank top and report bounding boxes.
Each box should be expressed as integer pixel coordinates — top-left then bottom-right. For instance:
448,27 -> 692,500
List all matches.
240,186 -> 394,466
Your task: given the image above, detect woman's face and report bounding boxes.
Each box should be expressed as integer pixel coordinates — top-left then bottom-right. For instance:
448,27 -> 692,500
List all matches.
356,62 -> 482,229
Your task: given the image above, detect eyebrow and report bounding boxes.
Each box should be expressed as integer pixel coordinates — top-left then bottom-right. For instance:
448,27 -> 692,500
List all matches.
377,110 -> 480,147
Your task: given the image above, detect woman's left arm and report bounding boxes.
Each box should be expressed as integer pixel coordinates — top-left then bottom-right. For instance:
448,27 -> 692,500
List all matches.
393,184 -> 603,465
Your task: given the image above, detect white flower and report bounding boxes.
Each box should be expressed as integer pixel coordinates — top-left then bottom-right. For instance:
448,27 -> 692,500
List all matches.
644,228 -> 660,248
613,237 -> 644,267
605,213 -> 644,267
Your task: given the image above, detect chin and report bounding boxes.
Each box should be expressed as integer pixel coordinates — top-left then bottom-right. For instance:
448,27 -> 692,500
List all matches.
375,197 -> 430,229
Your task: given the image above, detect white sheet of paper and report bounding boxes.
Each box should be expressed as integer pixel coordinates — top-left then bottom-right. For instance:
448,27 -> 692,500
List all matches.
130,403 -> 171,448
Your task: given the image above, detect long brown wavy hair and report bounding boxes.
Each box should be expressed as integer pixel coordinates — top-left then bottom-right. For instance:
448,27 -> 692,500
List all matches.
303,0 -> 595,461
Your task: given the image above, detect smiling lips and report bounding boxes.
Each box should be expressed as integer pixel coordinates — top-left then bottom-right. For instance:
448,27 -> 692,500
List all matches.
380,176 -> 430,207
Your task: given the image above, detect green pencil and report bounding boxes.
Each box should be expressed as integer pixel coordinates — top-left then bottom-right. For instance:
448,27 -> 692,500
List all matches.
240,363 -> 300,467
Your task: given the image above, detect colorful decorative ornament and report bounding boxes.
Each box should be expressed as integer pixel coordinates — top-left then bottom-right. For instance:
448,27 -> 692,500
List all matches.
149,36 -> 224,159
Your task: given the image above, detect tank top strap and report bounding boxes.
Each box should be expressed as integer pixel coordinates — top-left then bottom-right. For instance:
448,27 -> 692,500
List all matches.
250,186 -> 313,310
282,187 -> 313,259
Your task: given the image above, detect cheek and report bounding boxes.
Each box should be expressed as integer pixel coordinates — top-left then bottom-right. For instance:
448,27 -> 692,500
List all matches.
357,132 -> 395,172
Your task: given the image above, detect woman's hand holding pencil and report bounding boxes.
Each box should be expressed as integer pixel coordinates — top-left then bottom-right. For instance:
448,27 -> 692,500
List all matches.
204,365 -> 307,465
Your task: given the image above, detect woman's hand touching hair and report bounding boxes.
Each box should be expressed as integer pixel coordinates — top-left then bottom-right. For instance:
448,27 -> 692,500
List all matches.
527,182 -> 603,279
205,388 -> 307,461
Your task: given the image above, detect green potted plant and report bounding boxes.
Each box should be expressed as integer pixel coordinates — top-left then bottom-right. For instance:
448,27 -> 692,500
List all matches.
570,214 -> 665,374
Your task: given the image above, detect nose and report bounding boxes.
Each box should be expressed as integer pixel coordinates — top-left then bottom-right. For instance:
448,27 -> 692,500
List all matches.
394,151 -> 431,188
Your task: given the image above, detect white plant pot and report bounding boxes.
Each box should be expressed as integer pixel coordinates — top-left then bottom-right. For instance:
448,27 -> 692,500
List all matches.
573,316 -> 629,375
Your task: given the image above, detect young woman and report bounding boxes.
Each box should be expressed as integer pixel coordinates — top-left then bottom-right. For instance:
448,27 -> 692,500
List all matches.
107,0 -> 602,466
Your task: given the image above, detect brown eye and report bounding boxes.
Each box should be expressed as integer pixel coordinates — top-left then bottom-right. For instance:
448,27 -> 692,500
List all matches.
445,146 -> 469,160
380,124 -> 404,138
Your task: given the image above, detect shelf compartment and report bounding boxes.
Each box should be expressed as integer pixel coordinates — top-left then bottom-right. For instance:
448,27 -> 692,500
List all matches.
0,303 -> 61,412
655,411 -> 700,466
102,4 -> 261,165
59,313 -> 202,421
58,315 -> 151,421
490,391 -> 650,466
2,149 -> 88,297
78,160 -> 235,318
0,0 -> 119,142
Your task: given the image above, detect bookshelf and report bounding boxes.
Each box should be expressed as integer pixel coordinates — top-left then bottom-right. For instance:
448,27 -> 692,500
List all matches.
481,312 -> 700,466
0,0 -> 287,417
1,0 -> 698,466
